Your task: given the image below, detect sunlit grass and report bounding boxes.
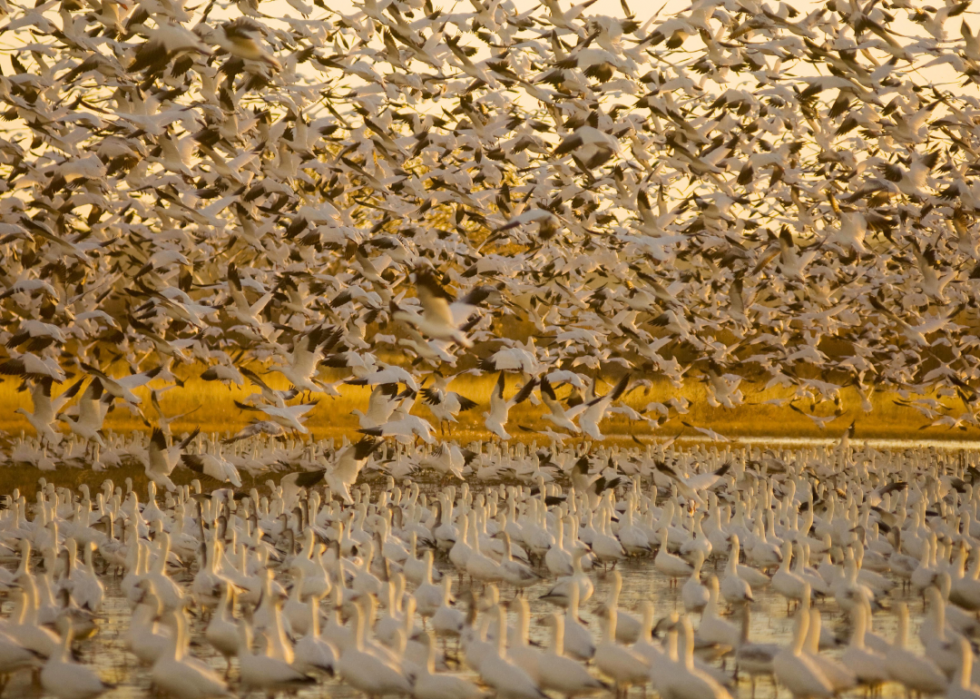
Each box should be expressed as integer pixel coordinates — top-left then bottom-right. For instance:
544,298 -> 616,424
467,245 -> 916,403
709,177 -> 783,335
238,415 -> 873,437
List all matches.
0,364 -> 973,445
0,364 -> 975,498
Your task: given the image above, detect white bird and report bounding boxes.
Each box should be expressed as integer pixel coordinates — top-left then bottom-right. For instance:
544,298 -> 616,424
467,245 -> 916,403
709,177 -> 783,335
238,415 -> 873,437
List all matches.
42,626 -> 114,699
885,603 -> 948,696
337,603 -> 413,698
594,607 -> 649,697
393,271 -> 473,348
772,607 -> 833,699
152,610 -> 233,699
483,372 -> 537,440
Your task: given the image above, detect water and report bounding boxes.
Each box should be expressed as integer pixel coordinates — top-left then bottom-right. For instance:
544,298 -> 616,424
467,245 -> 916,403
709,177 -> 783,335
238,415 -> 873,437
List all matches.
0,555 -> 933,699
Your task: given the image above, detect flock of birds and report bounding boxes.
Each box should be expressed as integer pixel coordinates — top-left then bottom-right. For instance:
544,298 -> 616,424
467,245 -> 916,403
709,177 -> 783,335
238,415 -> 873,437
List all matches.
0,443 -> 978,699
3,0 -> 980,446
6,0 -> 980,696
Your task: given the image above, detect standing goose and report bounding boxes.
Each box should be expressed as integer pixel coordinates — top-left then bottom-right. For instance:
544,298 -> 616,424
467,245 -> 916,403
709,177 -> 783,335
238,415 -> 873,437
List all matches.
152,610 -> 232,699
495,532 -> 540,592
594,570 -> 641,644
41,625 -> 114,699
594,607 -> 649,699
884,602 -> 948,696
292,594 -> 337,676
802,608 -> 856,693
733,607 -> 779,699
236,615 -> 316,695
772,606 -> 834,699
720,535 -> 754,606
413,631 -> 488,699
562,582 -> 596,661
337,603 -> 414,698
540,546 -> 593,607
950,636 -> 980,699
538,613 -> 609,698
655,527 -> 693,587
681,551 -> 710,614
659,616 -> 733,699
205,585 -> 240,678
840,601 -> 888,693
771,541 -> 808,613
477,604 -> 547,699
0,628 -> 40,688
697,577 -> 740,651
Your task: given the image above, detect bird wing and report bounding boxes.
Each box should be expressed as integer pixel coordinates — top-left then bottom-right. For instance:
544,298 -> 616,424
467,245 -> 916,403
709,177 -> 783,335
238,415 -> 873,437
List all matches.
508,377 -> 538,407
416,271 -> 457,327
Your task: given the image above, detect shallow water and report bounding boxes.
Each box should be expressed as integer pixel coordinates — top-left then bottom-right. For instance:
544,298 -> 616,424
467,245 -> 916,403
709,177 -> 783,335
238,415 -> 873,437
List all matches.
0,553 -> 935,699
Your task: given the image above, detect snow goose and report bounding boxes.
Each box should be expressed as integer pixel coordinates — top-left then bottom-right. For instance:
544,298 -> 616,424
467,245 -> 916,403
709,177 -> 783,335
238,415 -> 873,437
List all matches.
540,546 -> 593,607
143,532 -> 185,611
538,613 -> 609,698
414,551 -> 446,618
950,636 -> 980,699
937,573 -> 980,642
656,527 -> 693,587
594,607 -> 649,699
205,585 -> 240,678
293,594 -> 337,677
544,516 -> 574,577
720,535 -> 754,605
462,603 -> 496,675
733,607 -> 779,699
659,616 -> 732,699
152,610 -> 232,699
561,582 -> 596,661
792,543 -> 831,597
41,625 -> 114,699
922,586 -> 963,677
413,631 -> 488,699
466,513 -> 503,587
681,512 -> 713,562
633,602 -> 667,667
507,597 -> 542,683
577,374 -> 630,441
393,270 -> 474,348
593,570 -> 641,644
802,608 -> 856,692
477,604 -> 547,699
912,534 -> 941,596
403,533 -> 431,585
840,601 -> 888,693
127,581 -> 174,665
772,607 -> 833,699
0,626 -> 39,690
449,513 -> 474,578
3,585 -> 60,658
697,577 -> 739,651
885,602 -> 948,696
589,507 -> 627,570
772,541 -> 809,613
681,551 -> 710,614
337,603 -> 413,698
237,611 -> 316,695
431,577 -> 466,642
619,498 -> 653,556
746,510 -> 782,569
483,372 -> 537,441
69,541 -> 103,612
495,532 -> 540,592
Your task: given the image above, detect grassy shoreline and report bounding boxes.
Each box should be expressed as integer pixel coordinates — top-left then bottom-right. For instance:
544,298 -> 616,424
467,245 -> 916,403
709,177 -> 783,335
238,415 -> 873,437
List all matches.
0,369 -> 976,445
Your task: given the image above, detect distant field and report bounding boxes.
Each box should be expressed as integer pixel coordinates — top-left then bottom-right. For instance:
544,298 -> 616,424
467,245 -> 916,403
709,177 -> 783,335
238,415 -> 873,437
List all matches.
0,365 -> 976,498
0,364 -> 975,443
